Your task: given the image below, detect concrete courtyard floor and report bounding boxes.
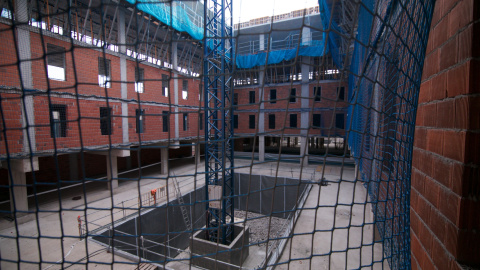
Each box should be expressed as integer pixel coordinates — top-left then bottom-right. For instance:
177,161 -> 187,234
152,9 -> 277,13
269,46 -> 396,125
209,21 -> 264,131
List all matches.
0,157 -> 387,269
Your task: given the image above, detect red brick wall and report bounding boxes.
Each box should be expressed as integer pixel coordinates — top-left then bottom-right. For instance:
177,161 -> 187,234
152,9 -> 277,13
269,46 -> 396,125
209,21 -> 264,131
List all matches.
412,0 -> 479,268
0,93 -> 23,154
234,81 -> 348,136
0,22 -> 202,155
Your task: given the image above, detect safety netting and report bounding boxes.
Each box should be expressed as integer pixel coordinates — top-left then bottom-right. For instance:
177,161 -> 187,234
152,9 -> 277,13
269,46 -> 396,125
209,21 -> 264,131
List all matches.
0,0 -> 435,269
125,0 -> 204,40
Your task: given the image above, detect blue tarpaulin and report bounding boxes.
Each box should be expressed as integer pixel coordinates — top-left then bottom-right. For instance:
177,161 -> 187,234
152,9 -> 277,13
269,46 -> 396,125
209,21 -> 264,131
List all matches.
235,39 -> 328,69
125,0 -> 204,40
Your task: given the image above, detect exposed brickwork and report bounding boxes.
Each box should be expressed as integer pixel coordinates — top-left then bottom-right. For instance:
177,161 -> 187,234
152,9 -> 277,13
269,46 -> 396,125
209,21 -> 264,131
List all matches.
234,81 -> 348,136
412,0 -> 480,268
0,21 -> 200,195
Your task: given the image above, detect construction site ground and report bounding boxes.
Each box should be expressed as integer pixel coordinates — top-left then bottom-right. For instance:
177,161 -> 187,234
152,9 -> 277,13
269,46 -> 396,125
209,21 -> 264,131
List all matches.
0,157 -> 387,269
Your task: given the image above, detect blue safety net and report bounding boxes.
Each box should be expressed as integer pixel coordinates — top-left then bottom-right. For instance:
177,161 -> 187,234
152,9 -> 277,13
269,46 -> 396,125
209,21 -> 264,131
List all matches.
341,0 -> 436,268
125,0 -> 204,40
235,38 -> 328,69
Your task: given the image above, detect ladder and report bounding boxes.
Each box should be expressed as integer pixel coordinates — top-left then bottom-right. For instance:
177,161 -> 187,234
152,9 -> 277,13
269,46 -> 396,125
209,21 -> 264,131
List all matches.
172,174 -> 192,231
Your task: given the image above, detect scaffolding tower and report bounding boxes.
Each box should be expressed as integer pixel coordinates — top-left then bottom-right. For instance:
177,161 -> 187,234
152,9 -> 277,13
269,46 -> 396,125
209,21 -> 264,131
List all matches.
203,0 -> 235,244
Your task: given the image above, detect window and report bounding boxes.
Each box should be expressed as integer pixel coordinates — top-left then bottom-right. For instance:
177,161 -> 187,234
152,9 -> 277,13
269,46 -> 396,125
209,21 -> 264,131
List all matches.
98,57 -> 111,88
135,67 -> 144,93
268,114 -> 275,129
314,87 -> 321,101
249,91 -> 255,104
162,74 -> 169,97
162,111 -> 169,132
182,80 -> 188,99
249,115 -> 255,129
313,114 -> 321,128
183,113 -> 188,131
100,107 -> 112,135
199,113 -> 203,130
290,88 -> 296,103
290,114 -> 297,128
234,115 -> 238,129
50,105 -> 67,138
233,93 -> 238,106
337,86 -> 345,101
136,109 -> 145,133
47,44 -> 66,81
335,113 -> 345,129
270,89 -> 277,103
199,84 -> 203,101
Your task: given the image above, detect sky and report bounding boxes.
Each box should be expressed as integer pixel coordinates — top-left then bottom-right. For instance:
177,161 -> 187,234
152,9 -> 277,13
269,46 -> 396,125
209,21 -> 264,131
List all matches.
232,0 -> 320,23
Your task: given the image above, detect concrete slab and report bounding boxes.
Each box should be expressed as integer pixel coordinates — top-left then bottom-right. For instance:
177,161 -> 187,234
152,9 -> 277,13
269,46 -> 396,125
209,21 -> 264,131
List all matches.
1,158 -> 388,269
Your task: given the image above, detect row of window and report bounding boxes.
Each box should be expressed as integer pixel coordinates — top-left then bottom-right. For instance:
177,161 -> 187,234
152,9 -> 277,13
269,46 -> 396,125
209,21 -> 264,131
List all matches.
45,44 -> 191,98
234,113 -> 345,130
49,105 -> 201,138
240,87 -> 345,105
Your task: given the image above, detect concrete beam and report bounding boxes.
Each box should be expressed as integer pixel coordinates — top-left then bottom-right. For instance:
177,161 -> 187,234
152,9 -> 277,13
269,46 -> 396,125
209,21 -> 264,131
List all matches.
94,150 -> 131,157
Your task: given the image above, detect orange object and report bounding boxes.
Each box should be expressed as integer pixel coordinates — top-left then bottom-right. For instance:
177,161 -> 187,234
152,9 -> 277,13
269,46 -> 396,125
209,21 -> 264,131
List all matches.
151,189 -> 157,196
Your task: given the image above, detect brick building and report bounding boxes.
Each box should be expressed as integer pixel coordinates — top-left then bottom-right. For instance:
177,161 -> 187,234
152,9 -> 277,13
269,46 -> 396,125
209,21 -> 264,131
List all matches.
0,0 -> 204,213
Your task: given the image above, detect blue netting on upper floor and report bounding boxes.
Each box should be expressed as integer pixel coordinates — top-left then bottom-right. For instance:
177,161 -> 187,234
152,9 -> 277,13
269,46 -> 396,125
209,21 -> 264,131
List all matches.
125,0 -> 204,40
235,38 -> 328,69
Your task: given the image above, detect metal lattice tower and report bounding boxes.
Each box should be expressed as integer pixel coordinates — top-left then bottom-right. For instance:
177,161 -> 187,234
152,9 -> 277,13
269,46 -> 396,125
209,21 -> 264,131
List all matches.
203,0 -> 235,244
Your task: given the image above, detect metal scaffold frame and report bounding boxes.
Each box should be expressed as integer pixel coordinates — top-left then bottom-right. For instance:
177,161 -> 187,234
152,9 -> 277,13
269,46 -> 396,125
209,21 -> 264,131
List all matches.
203,0 -> 234,244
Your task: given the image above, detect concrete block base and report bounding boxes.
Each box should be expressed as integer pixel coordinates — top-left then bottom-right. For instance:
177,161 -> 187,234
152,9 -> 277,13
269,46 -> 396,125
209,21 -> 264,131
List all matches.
191,224 -> 250,270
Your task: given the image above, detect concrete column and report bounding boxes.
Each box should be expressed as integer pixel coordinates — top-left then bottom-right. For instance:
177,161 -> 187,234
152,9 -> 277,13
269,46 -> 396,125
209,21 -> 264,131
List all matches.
172,42 -> 180,140
6,158 -> 39,215
300,58 -> 310,166
259,136 -> 265,162
258,70 -> 265,162
161,147 -> 169,175
259,34 -> 265,51
302,24 -> 311,46
194,143 -> 201,165
106,155 -> 118,190
15,0 -> 36,153
94,150 -> 129,190
118,8 -> 129,144
69,153 -> 78,181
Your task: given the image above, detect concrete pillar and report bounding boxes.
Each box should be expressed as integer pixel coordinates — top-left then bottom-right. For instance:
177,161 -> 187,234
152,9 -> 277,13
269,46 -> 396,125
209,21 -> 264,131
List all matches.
69,153 -> 78,181
259,136 -> 265,162
301,24 -> 311,46
118,8 -> 129,144
258,70 -> 265,162
15,0 -> 36,153
161,147 -> 169,175
300,58 -> 310,166
259,34 -> 265,51
106,154 -> 118,190
172,42 -> 180,140
194,143 -> 201,165
6,158 -> 39,215
95,150 -> 129,190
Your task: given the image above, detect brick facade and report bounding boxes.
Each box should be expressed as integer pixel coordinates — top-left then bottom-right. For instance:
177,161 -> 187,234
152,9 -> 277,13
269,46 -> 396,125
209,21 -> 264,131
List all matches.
411,0 -> 479,268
